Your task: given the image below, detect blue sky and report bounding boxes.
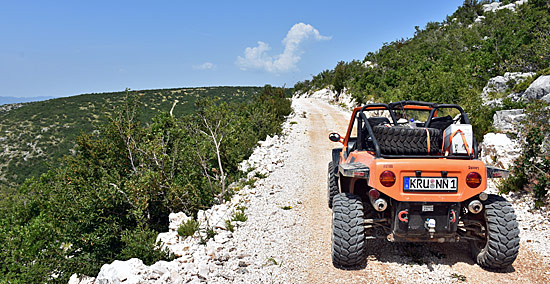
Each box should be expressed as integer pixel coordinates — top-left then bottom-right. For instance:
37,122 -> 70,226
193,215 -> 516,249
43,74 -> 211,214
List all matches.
0,0 -> 463,98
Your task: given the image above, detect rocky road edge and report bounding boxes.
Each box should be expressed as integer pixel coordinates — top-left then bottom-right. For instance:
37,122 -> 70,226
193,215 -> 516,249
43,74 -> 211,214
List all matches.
69,107 -> 305,284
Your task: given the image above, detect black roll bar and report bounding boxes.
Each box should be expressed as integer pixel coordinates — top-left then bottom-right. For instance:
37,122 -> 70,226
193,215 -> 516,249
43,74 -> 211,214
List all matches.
359,111 -> 381,157
355,101 -> 478,159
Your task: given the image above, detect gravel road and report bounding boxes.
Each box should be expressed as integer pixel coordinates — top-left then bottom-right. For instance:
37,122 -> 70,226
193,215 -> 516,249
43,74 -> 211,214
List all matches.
229,97 -> 550,284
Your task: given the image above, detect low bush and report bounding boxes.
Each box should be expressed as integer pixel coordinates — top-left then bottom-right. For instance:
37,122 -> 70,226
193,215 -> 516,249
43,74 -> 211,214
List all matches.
178,219 -> 200,238
232,211 -> 248,222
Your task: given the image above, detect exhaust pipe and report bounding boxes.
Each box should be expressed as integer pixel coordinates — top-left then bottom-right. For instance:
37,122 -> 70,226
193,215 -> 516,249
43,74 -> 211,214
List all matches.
373,198 -> 388,212
368,189 -> 387,212
468,200 -> 483,214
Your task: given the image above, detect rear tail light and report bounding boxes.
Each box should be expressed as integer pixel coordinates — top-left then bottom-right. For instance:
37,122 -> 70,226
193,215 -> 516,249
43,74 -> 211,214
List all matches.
466,172 -> 482,188
380,171 -> 396,187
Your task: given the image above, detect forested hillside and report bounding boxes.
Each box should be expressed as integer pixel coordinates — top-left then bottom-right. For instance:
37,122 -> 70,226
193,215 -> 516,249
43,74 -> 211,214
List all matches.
0,86 -> 272,186
0,85 -> 292,282
294,0 -> 550,140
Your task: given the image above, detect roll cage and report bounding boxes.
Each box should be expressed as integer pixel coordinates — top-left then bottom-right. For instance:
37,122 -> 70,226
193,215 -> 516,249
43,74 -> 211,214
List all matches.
348,100 -> 478,159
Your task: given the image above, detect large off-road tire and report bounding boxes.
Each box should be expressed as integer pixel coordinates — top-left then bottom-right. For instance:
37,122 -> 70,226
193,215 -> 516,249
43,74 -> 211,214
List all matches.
469,194 -> 520,269
327,162 -> 339,209
331,193 -> 365,268
372,125 -> 441,155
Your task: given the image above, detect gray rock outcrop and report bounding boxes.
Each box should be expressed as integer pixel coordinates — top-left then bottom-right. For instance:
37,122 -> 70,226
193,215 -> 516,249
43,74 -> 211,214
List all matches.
481,72 -> 534,105
523,75 -> 550,102
493,109 -> 525,133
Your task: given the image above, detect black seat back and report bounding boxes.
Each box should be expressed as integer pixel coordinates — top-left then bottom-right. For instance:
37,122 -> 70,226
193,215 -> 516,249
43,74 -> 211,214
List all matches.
368,117 -> 391,128
429,115 -> 453,131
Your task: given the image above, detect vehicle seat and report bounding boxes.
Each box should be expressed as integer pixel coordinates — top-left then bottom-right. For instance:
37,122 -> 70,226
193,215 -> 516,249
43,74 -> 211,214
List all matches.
429,115 -> 453,131
368,117 -> 391,128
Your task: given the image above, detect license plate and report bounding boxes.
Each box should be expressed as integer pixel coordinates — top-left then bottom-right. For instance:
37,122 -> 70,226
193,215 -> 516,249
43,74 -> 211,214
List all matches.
403,177 -> 458,192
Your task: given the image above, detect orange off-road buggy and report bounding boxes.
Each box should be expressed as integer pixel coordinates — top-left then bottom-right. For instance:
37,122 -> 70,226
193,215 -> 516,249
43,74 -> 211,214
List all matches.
328,101 -> 519,269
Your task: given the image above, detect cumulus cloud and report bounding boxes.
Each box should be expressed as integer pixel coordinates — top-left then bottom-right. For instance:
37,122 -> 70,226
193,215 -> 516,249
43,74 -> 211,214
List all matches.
193,62 -> 216,70
237,23 -> 330,73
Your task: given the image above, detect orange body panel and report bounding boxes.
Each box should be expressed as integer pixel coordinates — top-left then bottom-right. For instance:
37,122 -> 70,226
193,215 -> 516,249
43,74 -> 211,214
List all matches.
342,151 -> 486,202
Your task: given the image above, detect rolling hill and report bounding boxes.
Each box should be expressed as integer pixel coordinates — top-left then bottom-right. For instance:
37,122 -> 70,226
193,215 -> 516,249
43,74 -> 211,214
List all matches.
0,86 -> 266,186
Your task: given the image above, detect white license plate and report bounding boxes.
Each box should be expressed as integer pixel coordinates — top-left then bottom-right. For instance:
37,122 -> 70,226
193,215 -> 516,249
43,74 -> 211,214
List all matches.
403,177 -> 458,192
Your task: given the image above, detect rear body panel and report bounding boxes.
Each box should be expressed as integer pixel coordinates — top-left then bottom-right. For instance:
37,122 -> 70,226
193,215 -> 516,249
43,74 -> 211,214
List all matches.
340,151 -> 486,202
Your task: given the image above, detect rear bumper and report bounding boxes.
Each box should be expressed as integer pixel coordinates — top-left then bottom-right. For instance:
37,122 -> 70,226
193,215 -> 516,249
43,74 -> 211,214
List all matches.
389,201 -> 461,242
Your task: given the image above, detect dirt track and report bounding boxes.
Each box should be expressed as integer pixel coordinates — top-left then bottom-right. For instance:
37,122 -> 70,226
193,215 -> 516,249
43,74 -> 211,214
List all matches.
292,97 -> 550,284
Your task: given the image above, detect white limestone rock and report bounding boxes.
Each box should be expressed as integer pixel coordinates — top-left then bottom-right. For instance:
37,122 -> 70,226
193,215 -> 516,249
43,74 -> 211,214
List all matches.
156,212 -> 195,256
363,60 -> 377,68
197,262 -> 210,279
482,2 -> 501,12
214,231 -> 232,244
482,0 -> 528,13
474,15 -> 485,23
201,204 -> 230,230
95,258 -> 146,284
68,274 -> 95,284
481,133 -> 521,170
309,88 -> 335,101
337,88 -> 358,110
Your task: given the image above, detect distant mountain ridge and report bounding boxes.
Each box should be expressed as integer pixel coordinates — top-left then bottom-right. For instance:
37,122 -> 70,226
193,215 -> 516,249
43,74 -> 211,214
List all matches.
0,96 -> 54,105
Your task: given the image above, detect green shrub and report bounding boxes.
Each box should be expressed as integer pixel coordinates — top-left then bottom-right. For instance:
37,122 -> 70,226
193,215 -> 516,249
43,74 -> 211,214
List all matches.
512,76 -> 536,93
254,172 -> 267,179
120,227 -> 174,265
178,219 -> 200,238
232,211 -> 248,222
225,219 -> 235,232
199,227 -> 217,244
243,177 -> 257,188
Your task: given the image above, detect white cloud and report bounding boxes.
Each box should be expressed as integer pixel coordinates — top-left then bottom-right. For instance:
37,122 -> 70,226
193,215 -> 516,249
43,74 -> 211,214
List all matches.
237,23 -> 330,73
193,62 -> 216,70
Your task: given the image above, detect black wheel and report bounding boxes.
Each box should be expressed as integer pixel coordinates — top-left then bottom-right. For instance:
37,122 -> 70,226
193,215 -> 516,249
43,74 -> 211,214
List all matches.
469,194 -> 520,269
327,162 -> 339,208
372,125 -> 441,155
331,193 -> 365,268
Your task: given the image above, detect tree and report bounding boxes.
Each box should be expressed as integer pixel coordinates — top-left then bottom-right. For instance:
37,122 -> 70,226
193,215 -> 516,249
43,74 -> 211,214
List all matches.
332,61 -> 346,101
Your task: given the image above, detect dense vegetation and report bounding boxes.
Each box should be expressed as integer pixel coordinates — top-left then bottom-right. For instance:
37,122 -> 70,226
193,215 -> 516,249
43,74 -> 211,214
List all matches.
0,86 -> 292,282
294,0 -> 550,141
500,103 -> 550,207
0,86 -> 272,187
